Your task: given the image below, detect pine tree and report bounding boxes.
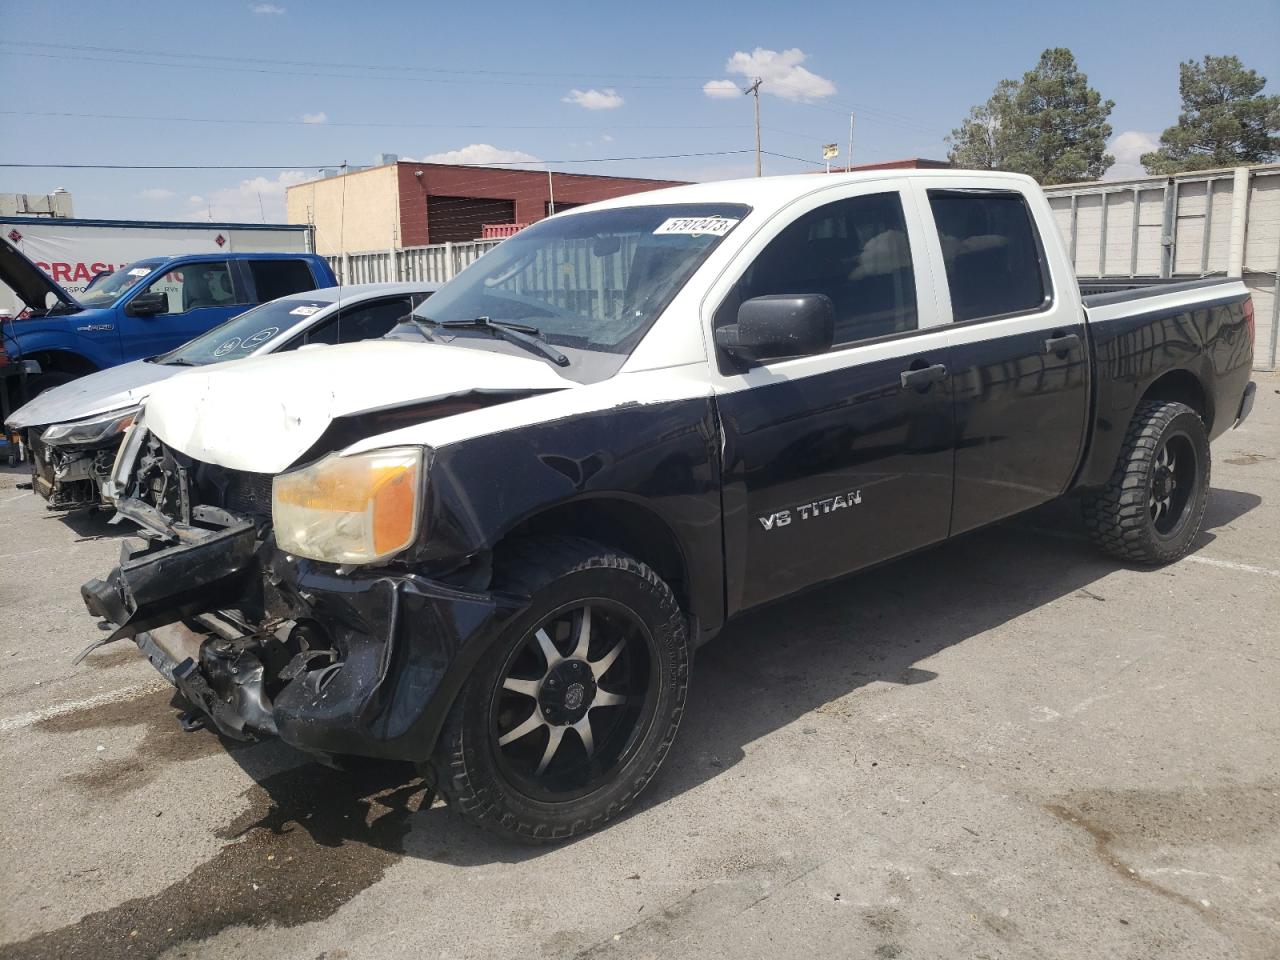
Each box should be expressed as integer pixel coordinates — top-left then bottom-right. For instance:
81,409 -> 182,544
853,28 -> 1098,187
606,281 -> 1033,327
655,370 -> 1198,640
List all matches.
946,80 -> 1019,171
1142,55 -> 1280,173
948,49 -> 1115,184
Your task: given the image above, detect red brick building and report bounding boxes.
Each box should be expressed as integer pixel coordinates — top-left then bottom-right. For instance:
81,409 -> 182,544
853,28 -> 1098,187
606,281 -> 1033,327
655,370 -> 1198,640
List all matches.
287,160 -> 687,255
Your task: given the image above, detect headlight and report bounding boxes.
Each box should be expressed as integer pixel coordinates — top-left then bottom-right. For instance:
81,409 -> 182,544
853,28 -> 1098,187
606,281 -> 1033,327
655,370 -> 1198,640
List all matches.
42,407 -> 138,446
272,447 -> 423,564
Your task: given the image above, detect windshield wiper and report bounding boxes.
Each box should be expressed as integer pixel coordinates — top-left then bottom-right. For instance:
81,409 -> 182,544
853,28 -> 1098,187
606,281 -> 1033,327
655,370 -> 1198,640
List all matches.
424,316 -> 570,367
161,357 -> 199,366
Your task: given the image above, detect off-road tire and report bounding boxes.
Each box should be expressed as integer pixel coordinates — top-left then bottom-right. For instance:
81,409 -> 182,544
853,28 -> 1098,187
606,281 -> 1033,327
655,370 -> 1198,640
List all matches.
427,536 -> 689,843
1082,400 -> 1210,565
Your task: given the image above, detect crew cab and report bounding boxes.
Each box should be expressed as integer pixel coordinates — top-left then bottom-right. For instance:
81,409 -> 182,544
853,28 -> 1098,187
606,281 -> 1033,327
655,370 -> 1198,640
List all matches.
79,171 -> 1256,842
0,237 -> 336,394
5,282 -> 437,510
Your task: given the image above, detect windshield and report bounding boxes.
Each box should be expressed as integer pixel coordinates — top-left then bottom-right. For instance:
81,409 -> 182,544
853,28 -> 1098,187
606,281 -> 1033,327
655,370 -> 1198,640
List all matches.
157,297 -> 331,365
77,260 -> 164,307
412,203 -> 749,359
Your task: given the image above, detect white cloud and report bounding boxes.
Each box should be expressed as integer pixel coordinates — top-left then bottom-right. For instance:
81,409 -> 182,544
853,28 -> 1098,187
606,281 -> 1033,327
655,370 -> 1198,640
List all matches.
1106,130 -> 1159,180
703,79 -> 741,99
180,170 -> 308,222
708,47 -> 836,102
601,133 -> 614,143
561,88 -> 625,111
300,111 -> 327,124
250,3 -> 286,13
421,143 -> 542,167
137,187 -> 175,201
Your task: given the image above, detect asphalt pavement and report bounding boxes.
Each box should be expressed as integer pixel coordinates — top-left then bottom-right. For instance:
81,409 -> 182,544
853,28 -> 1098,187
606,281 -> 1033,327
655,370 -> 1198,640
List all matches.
1,375 -> 1277,960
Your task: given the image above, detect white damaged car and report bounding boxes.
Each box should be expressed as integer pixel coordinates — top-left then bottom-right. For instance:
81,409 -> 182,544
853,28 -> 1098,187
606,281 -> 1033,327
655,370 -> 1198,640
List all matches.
6,282 -> 437,509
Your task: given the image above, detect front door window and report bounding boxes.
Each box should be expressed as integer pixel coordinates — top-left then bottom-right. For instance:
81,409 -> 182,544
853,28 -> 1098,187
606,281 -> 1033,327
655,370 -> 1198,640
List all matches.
143,262 -> 234,315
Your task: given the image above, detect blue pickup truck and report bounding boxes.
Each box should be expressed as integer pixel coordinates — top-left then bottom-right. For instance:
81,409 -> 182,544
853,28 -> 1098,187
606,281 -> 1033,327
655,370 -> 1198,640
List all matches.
0,236 -> 336,395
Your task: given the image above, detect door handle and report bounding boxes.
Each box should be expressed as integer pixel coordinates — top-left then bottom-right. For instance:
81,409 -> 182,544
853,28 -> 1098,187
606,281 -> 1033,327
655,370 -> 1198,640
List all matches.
1043,333 -> 1081,356
899,363 -> 948,391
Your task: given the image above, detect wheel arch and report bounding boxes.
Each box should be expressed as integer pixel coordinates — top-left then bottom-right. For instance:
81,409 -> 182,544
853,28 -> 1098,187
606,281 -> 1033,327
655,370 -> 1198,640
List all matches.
1139,368 -> 1212,432
27,348 -> 99,378
494,494 -> 699,630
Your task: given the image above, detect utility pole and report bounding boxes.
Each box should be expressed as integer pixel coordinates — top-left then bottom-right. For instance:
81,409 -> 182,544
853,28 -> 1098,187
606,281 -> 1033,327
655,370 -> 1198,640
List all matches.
547,167 -> 555,215
745,78 -> 763,177
848,113 -> 855,172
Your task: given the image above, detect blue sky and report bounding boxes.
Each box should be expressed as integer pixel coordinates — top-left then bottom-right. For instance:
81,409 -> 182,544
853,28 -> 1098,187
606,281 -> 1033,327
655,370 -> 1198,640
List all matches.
1,0 -> 1275,223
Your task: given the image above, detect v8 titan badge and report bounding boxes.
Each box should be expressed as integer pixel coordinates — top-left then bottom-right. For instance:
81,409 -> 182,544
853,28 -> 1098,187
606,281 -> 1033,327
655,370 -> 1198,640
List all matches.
758,490 -> 862,531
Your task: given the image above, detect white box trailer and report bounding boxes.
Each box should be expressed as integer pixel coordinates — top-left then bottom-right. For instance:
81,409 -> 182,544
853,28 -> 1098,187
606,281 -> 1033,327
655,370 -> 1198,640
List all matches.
0,217 -> 315,316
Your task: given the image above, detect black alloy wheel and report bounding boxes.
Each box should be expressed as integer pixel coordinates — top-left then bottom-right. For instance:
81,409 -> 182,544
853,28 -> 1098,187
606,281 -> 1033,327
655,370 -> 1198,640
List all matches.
1148,431 -> 1198,539
429,537 -> 689,842
1083,400 -> 1211,565
490,599 -> 655,803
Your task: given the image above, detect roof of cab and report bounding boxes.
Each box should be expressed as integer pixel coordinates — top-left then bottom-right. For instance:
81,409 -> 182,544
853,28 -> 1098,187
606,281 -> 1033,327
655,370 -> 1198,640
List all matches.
300,281 -> 441,302
573,168 -> 1040,218
145,251 -> 327,265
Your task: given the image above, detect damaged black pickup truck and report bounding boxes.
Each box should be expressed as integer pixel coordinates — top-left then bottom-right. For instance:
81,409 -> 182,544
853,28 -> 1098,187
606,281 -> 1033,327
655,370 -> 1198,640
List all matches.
82,171 -> 1257,841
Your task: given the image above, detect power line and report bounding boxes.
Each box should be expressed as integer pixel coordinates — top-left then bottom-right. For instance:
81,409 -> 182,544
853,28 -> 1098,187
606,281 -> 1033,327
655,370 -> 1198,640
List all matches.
761,150 -> 825,167
0,150 -> 758,171
1,49 -> 693,92
0,42 -> 947,137
0,163 -> 337,170
0,109 -> 752,133
4,40 -> 716,82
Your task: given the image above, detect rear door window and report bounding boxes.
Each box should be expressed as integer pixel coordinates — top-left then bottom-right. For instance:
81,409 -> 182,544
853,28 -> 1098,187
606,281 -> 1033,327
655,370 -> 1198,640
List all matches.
927,191 -> 1050,322
248,259 -> 319,302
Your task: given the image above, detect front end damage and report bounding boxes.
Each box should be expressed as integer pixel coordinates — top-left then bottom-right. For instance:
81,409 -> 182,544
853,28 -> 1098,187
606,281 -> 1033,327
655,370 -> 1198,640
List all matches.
81,429 -> 520,760
26,407 -> 140,509
29,431 -> 122,509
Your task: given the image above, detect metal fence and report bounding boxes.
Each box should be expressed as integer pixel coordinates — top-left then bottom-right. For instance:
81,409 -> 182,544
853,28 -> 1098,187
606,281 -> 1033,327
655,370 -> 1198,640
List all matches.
326,238 -> 502,286
1044,164 -> 1280,371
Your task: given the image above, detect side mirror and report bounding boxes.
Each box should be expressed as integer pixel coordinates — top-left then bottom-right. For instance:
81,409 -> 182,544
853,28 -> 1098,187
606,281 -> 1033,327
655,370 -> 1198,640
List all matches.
715,294 -> 834,366
127,291 -> 169,317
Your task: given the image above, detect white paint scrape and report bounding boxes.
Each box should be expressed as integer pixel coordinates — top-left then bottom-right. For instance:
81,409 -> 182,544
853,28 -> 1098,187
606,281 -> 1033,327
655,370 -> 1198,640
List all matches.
0,680 -> 170,734
1183,555 -> 1280,579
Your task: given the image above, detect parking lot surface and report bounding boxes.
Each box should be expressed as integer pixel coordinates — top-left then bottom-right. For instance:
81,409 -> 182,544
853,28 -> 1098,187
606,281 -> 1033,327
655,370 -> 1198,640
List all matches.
1,375 -> 1277,960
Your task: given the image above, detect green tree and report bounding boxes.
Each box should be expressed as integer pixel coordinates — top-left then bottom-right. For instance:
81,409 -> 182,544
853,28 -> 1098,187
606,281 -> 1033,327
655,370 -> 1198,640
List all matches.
948,48 -> 1115,184
946,80 -> 1019,172
1142,55 -> 1280,173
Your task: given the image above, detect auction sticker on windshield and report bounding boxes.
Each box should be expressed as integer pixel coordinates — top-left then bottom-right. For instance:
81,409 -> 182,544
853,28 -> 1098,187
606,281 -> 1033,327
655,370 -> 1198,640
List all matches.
653,217 -> 740,237
289,305 -> 321,316
243,326 -> 278,347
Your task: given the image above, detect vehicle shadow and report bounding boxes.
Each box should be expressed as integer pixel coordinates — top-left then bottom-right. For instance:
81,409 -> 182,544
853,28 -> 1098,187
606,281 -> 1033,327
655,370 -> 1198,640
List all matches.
227,486 -> 1262,869
50,506 -> 133,541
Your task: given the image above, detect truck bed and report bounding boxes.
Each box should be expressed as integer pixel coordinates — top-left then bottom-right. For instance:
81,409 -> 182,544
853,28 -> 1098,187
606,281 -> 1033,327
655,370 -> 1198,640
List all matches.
1078,276 -> 1240,305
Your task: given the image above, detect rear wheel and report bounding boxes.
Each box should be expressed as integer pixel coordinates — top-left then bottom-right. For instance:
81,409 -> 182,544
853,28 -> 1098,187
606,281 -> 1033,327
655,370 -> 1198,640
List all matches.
1082,400 -> 1210,565
428,537 -> 689,842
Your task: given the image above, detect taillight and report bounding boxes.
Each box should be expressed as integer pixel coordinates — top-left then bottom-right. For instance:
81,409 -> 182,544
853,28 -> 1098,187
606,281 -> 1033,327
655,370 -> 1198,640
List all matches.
1243,296 -> 1255,351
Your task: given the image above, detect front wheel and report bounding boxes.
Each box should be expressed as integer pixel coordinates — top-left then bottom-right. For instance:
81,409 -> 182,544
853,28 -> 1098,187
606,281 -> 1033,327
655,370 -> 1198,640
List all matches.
1082,400 -> 1210,565
428,537 -> 689,842
26,370 -> 80,400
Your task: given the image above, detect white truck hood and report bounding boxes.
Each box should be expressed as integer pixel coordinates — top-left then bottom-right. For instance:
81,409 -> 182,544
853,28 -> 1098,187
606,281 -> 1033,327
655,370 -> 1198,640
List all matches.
142,339 -> 572,473
6,359 -> 179,431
